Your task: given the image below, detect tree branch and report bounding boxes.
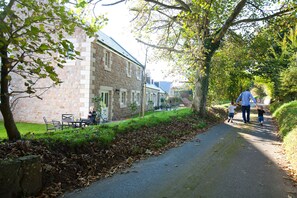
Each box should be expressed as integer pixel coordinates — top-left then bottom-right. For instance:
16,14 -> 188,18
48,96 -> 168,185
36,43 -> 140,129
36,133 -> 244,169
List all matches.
0,0 -> 17,22
144,0 -> 189,11
175,0 -> 191,11
231,6 -> 297,26
102,0 -> 126,6
213,0 -> 247,43
135,38 -> 183,53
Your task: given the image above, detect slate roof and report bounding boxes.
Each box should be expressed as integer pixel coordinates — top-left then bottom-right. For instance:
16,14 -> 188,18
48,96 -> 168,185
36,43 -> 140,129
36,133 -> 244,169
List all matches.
146,83 -> 162,91
97,31 -> 144,68
155,81 -> 172,94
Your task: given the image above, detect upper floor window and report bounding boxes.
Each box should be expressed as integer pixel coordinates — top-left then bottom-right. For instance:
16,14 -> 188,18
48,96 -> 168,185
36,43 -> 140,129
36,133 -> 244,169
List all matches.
136,66 -> 141,80
126,61 -> 132,77
104,49 -> 112,71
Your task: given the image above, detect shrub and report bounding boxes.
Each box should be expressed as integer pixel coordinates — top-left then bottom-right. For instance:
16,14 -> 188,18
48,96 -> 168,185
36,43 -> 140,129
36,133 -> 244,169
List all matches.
272,100 -> 297,137
284,127 -> 297,173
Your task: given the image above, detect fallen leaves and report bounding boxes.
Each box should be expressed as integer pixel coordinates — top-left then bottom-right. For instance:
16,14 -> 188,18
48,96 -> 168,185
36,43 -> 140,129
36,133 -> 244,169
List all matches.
0,108 -> 227,197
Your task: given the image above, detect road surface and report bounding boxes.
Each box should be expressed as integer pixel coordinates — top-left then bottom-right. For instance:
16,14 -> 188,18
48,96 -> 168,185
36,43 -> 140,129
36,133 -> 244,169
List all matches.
63,111 -> 297,198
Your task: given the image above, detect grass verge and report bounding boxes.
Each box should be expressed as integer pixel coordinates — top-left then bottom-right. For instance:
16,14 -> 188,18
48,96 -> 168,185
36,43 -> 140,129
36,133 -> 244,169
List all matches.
272,100 -> 297,176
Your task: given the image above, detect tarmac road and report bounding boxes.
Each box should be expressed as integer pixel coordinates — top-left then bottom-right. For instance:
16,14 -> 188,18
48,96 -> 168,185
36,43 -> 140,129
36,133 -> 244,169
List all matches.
62,111 -> 297,198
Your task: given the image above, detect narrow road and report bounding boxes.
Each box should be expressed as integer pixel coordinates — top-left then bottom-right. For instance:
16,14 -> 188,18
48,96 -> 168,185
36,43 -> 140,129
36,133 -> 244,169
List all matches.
63,111 -> 297,198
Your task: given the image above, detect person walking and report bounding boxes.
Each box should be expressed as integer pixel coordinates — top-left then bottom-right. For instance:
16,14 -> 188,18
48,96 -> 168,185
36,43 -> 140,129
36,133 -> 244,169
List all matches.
257,105 -> 266,126
236,88 -> 257,123
227,101 -> 237,123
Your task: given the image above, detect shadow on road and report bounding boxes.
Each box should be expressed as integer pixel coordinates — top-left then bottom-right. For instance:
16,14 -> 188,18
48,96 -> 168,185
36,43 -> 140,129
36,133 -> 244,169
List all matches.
63,111 -> 297,198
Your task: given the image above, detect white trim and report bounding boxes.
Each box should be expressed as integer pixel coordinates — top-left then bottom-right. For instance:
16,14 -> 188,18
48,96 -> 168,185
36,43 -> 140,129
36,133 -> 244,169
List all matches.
136,91 -> 141,106
136,66 -> 141,80
126,61 -> 132,77
103,49 -> 112,71
120,88 -> 128,108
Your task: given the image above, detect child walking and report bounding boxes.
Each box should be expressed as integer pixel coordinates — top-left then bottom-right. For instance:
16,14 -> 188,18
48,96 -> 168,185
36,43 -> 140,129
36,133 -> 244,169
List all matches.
227,101 -> 237,123
257,105 -> 265,125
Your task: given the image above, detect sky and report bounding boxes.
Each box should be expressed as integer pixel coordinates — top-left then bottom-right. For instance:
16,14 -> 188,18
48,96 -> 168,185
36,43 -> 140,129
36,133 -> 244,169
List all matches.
96,1 -> 170,81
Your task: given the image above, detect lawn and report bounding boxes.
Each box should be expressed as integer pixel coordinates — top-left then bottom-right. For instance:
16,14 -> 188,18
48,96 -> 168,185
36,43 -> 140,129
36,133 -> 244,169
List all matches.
0,107 -> 193,141
0,121 -> 46,139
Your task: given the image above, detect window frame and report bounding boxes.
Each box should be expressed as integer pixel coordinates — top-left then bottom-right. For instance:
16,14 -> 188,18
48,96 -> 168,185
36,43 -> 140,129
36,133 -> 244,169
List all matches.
126,61 -> 132,77
103,49 -> 112,71
136,66 -> 142,80
120,89 -> 128,108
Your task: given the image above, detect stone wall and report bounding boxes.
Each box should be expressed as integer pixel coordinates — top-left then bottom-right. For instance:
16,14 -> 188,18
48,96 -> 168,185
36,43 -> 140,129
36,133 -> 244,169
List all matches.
3,28 -> 93,124
1,28 -> 144,123
92,42 -> 143,120
0,155 -> 42,198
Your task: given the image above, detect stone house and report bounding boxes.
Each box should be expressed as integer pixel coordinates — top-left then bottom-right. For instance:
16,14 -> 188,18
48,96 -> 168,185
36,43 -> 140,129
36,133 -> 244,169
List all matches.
4,30 -> 144,123
145,76 -> 167,110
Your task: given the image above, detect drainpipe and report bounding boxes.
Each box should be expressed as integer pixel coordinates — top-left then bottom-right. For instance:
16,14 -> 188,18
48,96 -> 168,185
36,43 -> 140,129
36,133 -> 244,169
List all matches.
140,48 -> 148,118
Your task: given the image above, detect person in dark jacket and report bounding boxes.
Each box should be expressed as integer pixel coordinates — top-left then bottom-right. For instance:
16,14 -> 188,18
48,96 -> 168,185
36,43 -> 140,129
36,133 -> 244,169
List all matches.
257,105 -> 265,126
88,106 -> 97,124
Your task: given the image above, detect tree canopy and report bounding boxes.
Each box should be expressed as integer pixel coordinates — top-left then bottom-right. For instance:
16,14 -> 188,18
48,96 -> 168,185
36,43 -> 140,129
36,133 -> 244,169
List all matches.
128,0 -> 296,114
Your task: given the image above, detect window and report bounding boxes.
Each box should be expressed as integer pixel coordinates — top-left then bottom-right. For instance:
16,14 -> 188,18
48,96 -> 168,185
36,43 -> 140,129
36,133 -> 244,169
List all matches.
136,91 -> 140,106
126,61 -> 132,77
131,91 -> 135,103
136,66 -> 141,80
104,49 -> 112,71
120,89 -> 127,108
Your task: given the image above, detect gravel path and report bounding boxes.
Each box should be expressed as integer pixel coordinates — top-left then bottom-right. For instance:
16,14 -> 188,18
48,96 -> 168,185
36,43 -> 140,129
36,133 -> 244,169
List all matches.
62,111 -> 297,198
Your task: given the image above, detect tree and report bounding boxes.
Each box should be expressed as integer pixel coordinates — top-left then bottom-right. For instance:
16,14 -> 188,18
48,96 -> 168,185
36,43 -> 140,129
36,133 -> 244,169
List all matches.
0,0 -> 105,140
129,0 -> 296,116
279,25 -> 297,101
249,16 -> 297,100
209,35 -> 254,104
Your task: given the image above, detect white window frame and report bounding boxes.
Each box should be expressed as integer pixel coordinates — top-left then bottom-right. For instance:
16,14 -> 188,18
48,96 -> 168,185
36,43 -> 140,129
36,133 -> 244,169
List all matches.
126,61 -> 132,77
136,91 -> 141,106
103,49 -> 112,71
136,66 -> 141,80
120,89 -> 127,108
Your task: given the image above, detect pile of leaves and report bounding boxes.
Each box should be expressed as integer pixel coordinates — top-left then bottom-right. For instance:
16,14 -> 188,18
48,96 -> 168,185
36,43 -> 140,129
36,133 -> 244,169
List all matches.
0,108 -> 226,197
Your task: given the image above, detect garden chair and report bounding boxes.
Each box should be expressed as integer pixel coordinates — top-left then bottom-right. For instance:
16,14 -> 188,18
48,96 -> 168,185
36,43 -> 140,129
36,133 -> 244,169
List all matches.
61,114 -> 74,129
43,117 -> 62,132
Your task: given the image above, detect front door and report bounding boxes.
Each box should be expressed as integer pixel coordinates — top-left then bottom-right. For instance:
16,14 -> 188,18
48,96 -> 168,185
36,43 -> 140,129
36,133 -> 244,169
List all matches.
100,91 -> 109,122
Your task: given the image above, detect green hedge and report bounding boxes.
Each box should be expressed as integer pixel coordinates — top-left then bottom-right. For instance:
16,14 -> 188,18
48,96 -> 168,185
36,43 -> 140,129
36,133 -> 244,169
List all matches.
272,100 -> 297,137
272,100 -> 297,175
284,127 -> 297,172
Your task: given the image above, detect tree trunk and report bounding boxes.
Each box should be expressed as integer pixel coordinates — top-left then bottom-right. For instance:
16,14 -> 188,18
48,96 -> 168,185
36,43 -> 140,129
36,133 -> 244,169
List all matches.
1,49 -> 21,141
192,55 -> 211,117
192,39 -> 220,117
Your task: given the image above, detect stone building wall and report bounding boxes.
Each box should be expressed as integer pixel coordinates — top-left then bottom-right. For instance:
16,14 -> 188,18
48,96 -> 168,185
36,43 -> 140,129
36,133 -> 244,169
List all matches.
1,28 -> 144,124
91,42 -> 143,120
5,28 -> 93,123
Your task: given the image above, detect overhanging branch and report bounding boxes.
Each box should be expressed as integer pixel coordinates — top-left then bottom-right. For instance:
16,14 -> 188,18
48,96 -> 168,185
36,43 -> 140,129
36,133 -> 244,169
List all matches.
135,38 -> 183,53
102,0 -> 126,6
231,6 -> 297,26
144,0 -> 189,11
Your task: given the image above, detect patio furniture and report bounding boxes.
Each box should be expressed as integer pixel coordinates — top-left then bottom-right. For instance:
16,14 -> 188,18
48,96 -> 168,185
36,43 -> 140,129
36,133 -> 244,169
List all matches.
62,114 -> 74,130
43,117 -> 62,132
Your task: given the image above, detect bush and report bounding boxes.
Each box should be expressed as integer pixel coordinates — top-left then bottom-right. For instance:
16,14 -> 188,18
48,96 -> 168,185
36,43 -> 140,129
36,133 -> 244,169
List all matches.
272,100 -> 297,137
284,127 -> 297,173
273,100 -> 297,177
